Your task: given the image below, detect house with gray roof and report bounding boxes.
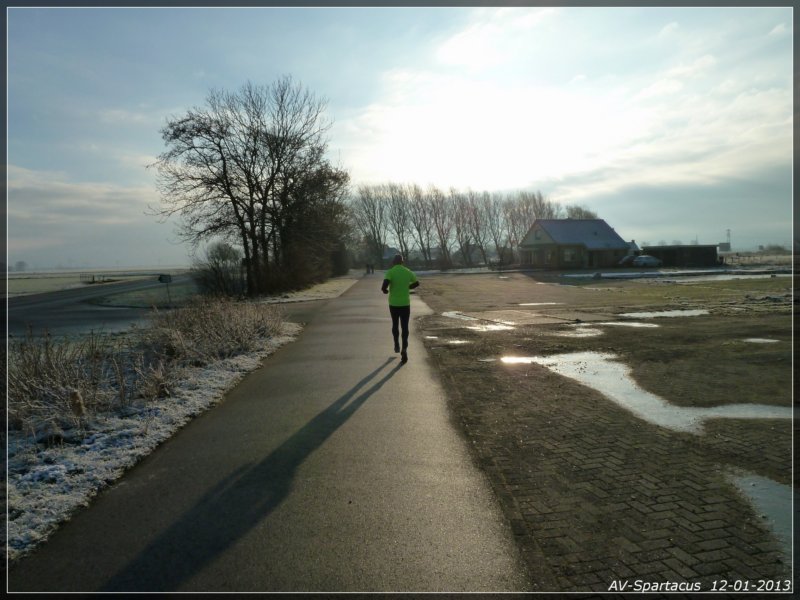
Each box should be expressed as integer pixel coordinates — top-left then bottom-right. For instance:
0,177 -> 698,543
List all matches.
519,219 -> 632,269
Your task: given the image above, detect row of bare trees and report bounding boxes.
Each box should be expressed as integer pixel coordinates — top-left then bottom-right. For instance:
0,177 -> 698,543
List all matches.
151,77 -> 350,296
349,183 -> 597,269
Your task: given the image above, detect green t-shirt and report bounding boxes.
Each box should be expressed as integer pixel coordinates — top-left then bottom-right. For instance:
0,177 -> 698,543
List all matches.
384,264 -> 418,307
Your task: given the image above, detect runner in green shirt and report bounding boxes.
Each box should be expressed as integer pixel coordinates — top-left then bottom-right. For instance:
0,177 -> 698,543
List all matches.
381,254 -> 419,364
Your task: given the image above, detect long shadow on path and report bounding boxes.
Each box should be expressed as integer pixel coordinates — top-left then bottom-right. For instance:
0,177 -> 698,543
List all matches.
102,357 -> 402,592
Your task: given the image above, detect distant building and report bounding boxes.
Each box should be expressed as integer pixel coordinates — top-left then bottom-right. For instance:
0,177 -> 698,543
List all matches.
641,244 -> 719,267
519,219 -> 631,269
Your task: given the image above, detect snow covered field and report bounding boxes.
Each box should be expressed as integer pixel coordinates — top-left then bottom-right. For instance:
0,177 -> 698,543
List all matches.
6,273 -> 361,562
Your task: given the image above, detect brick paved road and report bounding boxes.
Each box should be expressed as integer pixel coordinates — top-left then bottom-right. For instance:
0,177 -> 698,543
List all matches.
419,315 -> 793,594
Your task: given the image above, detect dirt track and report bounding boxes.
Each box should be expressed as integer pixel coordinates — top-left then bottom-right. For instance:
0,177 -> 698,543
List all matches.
415,270 -> 793,592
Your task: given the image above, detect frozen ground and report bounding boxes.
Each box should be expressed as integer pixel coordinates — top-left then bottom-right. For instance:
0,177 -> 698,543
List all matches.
6,274 -> 361,562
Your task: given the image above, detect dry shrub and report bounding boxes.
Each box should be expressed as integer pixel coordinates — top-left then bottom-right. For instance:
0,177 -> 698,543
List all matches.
8,297 -> 284,440
146,296 -> 284,364
7,332 -> 120,439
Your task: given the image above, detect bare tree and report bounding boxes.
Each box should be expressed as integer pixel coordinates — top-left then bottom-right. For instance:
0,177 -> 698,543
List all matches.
523,190 -> 562,220
350,184 -> 389,268
466,189 -> 490,265
407,183 -> 435,268
428,185 -> 454,268
565,204 -> 598,219
503,190 -> 562,262
192,241 -> 245,296
386,183 -> 412,261
151,77 -> 346,295
502,193 -> 524,262
450,188 -> 473,266
484,192 -> 510,265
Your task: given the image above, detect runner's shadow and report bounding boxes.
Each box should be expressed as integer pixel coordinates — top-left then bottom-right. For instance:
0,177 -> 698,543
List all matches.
102,357 -> 401,592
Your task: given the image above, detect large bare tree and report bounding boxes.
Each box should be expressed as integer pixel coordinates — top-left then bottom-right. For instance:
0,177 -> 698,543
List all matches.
151,77 -> 348,295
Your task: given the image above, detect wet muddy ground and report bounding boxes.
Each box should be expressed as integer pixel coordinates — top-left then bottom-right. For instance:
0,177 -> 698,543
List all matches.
415,270 -> 793,592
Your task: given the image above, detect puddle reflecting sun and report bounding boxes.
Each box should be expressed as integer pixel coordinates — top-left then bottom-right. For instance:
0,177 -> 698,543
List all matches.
620,309 -> 709,319
501,352 -> 791,435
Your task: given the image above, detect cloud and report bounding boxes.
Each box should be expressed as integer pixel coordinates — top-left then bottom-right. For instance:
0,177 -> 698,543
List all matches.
98,107 -> 160,126
6,165 -> 187,267
658,22 -> 679,37
339,7 -> 789,199
768,23 -> 787,37
634,78 -> 684,101
435,7 -> 557,70
340,23 -> 789,195
7,164 -> 160,226
116,153 -> 159,170
666,54 -> 717,78
339,59 -> 658,191
635,55 -> 716,101
7,235 -> 66,253
557,165 -> 793,250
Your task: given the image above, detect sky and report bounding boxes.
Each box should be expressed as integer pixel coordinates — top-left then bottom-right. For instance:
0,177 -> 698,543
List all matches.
6,5 -> 794,269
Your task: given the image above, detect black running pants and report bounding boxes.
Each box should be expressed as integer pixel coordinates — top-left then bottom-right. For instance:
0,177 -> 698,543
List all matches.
389,305 -> 411,350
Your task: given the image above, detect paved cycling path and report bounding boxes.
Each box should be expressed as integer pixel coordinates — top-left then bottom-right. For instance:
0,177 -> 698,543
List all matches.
9,276 -> 530,593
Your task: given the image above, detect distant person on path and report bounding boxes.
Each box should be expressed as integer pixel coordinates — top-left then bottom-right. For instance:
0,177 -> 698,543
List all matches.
381,254 -> 419,364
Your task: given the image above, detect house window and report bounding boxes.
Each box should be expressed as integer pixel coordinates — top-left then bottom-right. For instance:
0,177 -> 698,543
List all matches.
562,248 -> 578,262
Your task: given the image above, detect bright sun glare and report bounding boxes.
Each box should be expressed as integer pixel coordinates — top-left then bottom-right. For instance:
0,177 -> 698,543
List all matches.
358,77 -> 650,191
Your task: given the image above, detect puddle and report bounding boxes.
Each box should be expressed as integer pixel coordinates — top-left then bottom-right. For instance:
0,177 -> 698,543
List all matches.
478,358 -> 497,362
446,340 -> 471,345
519,302 -> 562,306
551,327 -> 604,338
442,311 -> 478,321
730,473 -> 793,561
442,311 -> 516,331
743,338 -> 779,344
424,335 -> 439,339
500,351 -> 792,434
592,322 -> 660,328
620,309 -> 709,319
466,324 -> 516,332
550,322 -> 658,337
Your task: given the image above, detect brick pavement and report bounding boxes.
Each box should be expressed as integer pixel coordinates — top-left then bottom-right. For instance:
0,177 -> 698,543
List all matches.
419,316 -> 793,594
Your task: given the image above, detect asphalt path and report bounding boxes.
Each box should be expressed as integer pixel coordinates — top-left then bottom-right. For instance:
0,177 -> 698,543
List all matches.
7,275 -> 192,338
8,276 -> 531,592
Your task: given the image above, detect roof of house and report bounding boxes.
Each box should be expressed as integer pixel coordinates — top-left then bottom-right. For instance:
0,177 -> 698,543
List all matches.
525,219 -> 630,250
